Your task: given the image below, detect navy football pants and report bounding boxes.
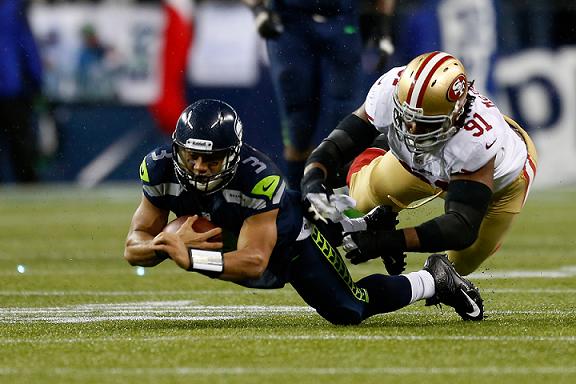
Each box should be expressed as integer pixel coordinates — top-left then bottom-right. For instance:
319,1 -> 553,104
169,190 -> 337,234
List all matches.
288,224 -> 412,325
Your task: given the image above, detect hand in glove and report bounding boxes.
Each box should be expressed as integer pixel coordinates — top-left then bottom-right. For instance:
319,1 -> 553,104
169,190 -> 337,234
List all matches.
253,5 -> 284,39
340,205 -> 398,233
300,167 -> 356,223
376,35 -> 395,71
342,230 -> 407,274
342,205 -> 407,275
359,9 -> 395,72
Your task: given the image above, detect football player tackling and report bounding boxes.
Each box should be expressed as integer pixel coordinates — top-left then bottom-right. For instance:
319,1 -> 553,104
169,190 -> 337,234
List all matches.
301,51 -> 538,278
124,99 -> 484,323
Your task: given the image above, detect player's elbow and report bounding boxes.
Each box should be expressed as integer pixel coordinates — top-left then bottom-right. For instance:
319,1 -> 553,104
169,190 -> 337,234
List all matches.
123,247 -> 139,266
244,253 -> 269,279
124,255 -> 138,267
123,240 -> 163,267
123,239 -> 138,264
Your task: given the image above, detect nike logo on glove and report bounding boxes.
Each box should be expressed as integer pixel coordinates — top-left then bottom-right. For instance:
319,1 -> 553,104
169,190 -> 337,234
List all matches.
461,288 -> 482,318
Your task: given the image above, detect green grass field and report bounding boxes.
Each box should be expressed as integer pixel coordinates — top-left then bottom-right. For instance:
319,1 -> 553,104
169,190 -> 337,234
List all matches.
0,184 -> 574,384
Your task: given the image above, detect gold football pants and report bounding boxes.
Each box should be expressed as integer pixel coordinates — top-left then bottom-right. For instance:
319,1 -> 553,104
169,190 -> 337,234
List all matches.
348,126 -> 537,275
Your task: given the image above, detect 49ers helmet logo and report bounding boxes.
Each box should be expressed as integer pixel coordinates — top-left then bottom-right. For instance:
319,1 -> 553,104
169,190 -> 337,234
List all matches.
447,74 -> 467,102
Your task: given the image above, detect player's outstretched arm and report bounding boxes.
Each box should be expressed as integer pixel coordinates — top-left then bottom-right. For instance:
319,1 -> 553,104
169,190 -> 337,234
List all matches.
152,216 -> 224,271
302,105 -> 376,192
301,105 -> 378,223
124,195 -> 170,267
218,209 -> 278,281
152,210 -> 277,279
342,158 -> 495,270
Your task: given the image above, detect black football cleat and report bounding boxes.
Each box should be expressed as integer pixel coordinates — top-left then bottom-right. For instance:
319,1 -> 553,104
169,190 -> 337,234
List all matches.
423,254 -> 484,321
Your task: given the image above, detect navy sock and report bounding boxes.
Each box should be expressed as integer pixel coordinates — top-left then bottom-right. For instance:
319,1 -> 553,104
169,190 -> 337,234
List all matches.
356,274 -> 412,318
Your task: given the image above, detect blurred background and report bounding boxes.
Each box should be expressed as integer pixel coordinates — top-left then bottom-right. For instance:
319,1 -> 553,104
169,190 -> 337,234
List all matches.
1,0 -> 575,189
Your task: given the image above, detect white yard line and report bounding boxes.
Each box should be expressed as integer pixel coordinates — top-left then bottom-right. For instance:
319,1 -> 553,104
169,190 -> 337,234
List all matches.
0,366 -> 574,376
469,265 -> 576,279
1,334 -> 575,345
1,287 -> 576,297
0,302 -> 574,324
0,289 -> 287,296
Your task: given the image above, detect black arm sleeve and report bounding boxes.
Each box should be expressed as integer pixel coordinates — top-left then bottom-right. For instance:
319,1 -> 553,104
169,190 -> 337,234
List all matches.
305,113 -> 379,181
415,180 -> 493,252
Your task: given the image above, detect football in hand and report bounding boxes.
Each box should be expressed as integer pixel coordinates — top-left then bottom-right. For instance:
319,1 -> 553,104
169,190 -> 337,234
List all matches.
162,215 -> 223,242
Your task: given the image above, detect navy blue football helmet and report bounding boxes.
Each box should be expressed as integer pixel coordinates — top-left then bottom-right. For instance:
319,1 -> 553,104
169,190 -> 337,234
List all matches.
172,99 -> 243,193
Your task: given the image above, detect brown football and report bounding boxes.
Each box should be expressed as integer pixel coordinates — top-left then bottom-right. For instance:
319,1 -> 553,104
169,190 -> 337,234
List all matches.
163,215 -> 223,242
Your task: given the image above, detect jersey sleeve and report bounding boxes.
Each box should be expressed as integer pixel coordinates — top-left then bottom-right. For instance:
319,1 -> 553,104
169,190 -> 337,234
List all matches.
220,145 -> 287,224
236,149 -> 303,251
364,66 -> 405,131
226,148 -> 289,218
138,146 -> 180,211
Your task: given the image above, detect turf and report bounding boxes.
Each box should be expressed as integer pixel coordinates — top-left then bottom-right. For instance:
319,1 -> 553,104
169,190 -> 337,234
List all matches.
0,184 -> 574,384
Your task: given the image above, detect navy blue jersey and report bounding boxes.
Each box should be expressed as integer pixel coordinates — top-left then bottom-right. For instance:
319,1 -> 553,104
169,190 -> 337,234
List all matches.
138,145 -> 415,326
271,0 -> 356,16
139,144 -> 304,287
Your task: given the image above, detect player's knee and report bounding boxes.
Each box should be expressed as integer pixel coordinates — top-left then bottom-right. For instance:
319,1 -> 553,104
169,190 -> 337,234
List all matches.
317,306 -> 363,325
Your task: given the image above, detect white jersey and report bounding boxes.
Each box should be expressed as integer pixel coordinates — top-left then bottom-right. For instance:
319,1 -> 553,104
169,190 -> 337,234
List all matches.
364,66 -> 527,192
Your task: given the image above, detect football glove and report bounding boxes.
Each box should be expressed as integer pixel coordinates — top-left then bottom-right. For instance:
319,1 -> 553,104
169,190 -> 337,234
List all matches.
360,13 -> 393,72
301,167 -> 356,223
253,5 -> 283,39
301,167 -> 330,222
305,193 -> 356,224
382,250 -> 407,276
342,205 -> 407,275
376,35 -> 395,71
342,230 -> 407,274
340,205 -> 399,233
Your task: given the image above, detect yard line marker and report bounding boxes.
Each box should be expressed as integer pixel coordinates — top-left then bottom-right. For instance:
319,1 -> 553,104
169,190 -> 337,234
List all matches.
486,288 -> 576,293
0,290 -> 285,296
1,287 -> 576,297
0,302 -> 574,324
0,366 -> 574,376
469,265 -> 576,279
1,334 -> 575,345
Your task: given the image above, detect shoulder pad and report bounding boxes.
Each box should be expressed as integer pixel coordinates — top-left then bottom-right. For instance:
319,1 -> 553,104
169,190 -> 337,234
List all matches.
140,147 -> 174,185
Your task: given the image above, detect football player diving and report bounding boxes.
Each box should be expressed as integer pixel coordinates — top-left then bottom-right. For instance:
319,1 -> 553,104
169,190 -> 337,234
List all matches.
301,51 -> 538,278
124,99 -> 485,323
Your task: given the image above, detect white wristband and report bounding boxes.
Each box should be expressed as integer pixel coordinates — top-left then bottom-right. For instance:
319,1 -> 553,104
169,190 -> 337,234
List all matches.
188,248 -> 224,273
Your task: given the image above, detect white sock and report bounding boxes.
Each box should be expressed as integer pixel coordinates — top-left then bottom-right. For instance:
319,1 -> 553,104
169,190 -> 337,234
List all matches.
405,270 -> 436,304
